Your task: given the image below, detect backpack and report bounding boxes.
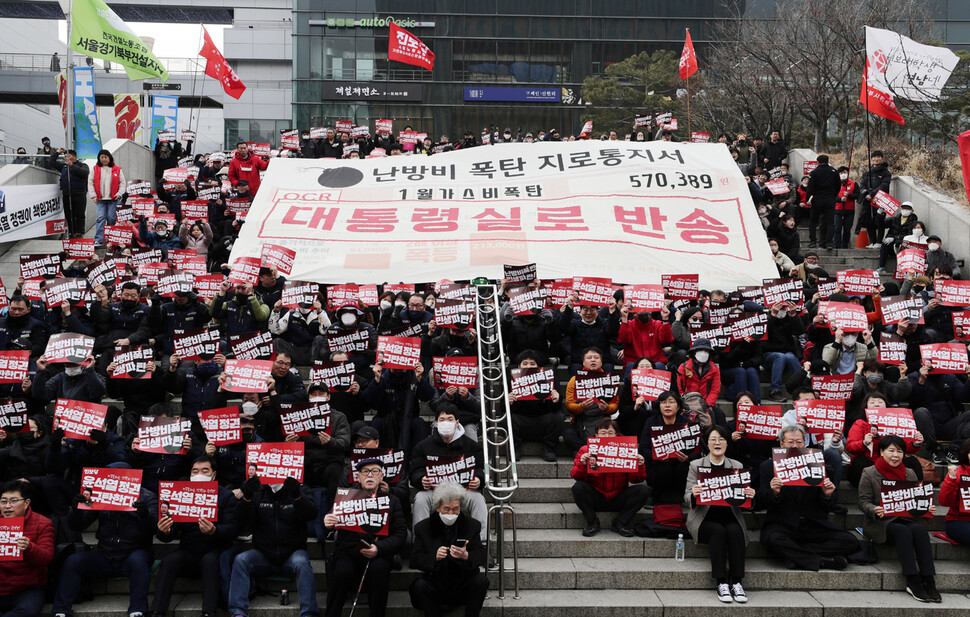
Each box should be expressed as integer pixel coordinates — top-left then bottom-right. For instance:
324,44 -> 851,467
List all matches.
682,392 -> 712,428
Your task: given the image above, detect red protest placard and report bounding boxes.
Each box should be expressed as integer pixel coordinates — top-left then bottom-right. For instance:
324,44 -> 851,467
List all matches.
376,119 -> 393,133
261,243 -> 296,276
105,225 -> 133,247
575,370 -> 621,403
130,197 -> 156,218
818,301 -> 868,332
199,407 -> 242,446
879,332 -> 908,365
623,284 -> 665,311
356,284 -> 379,306
383,283 -> 415,297
246,442 -> 305,484
311,360 -> 357,391
157,269 -> 195,297
696,467 -> 752,507
650,423 -> 702,460
690,131 -> 711,143
726,312 -> 768,342
836,270 -> 880,296
223,359 -> 273,393
327,284 -> 359,310
180,200 -> 209,222
53,399 -> 108,440
377,336 -> 422,369
935,280 -> 970,307
689,323 -> 731,351
954,312 -> 970,340
543,278 -> 573,309
173,328 -> 220,361
509,366 -> 555,401
0,399 -> 29,434
137,261 -> 167,286
504,263 -> 537,284
136,416 -> 191,454
62,238 -> 95,259
880,480 -> 933,517
43,277 -> 87,308
327,329 -> 372,353
425,454 -> 477,488
958,475 -> 970,513
661,274 -> 699,300
0,350 -> 29,384
866,407 -> 919,440
282,280 -> 317,309
816,278 -> 838,300
432,356 -> 479,389
630,368 -> 671,401
792,399 -> 845,435
0,517 -> 24,561
736,404 -> 783,440
79,467 -> 142,511
772,447 -> 826,486
812,373 -> 855,400
166,249 -> 195,270
920,343 -> 969,374
507,286 -> 545,315
194,274 -> 224,301
331,488 -> 390,536
880,295 -> 925,325
434,296 -> 475,330
765,178 -> 790,196
280,129 -> 299,149
762,278 -> 804,309
158,481 -> 219,522
111,345 -> 153,379
350,448 -> 406,484
179,255 -> 207,277
246,142 -> 271,157
803,161 -> 819,176
572,277 -> 613,307
229,330 -> 274,361
84,260 -> 120,289
872,190 -> 901,217
279,402 -> 331,436
228,256 -> 260,285
45,332 -> 95,363
19,254 -> 61,280
894,249 -> 926,280
586,436 -> 640,473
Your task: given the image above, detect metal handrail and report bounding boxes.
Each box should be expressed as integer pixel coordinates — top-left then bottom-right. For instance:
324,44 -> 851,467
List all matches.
474,284 -> 519,599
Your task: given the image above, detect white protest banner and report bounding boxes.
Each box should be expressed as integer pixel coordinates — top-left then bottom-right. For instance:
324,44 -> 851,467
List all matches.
0,185 -> 65,242
227,142 -> 777,289
865,26 -> 959,102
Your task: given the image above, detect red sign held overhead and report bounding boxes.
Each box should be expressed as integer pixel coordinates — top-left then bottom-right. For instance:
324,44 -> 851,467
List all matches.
872,190 -> 901,216
63,238 -> 95,259
623,284 -> 665,311
377,336 -> 422,369
260,243 -> 296,276
935,280 -> 970,307
228,256 -> 261,285
661,274 -> 699,300
630,368 -> 671,401
920,343 -> 969,374
735,404 -> 783,440
45,333 -> 94,364
817,301 -> 868,332
836,270 -> 880,296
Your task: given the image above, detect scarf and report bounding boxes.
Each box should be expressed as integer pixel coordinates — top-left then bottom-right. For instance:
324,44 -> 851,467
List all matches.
874,456 -> 906,481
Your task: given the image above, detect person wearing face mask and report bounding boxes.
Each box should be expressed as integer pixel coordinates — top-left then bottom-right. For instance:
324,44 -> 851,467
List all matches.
137,217 -> 182,261
876,201 -> 918,276
315,304 -> 377,373
788,251 -> 826,284
668,307 -> 705,370
91,281 -> 152,375
559,293 -> 621,375
31,353 -> 105,405
923,234 -> 961,278
848,359 -> 912,427
616,300 -> 673,371
409,405 -> 488,543
676,338 -> 721,408
409,481 -> 489,617
0,296 -> 48,357
0,479 -> 55,617
151,289 -> 212,372
0,416 -> 51,484
210,279 -> 271,337
363,360 -> 434,451
204,414 -> 263,498
164,352 -> 229,425
152,456 -> 239,617
761,301 -> 805,401
907,354 -> 970,467
767,237 -> 795,276
845,392 -> 928,487
833,166 -> 859,249
768,213 -> 802,263
105,348 -> 166,438
821,326 -> 877,375
271,295 -> 328,368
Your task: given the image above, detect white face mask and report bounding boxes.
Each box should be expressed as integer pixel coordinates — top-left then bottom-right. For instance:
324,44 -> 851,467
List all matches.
65,366 -> 82,377
770,245 -> 779,254
839,174 -> 848,181
777,310 -> 788,319
340,313 -> 357,326
190,474 -> 212,482
439,512 -> 459,526
241,401 -> 259,415
928,243 -> 940,252
694,351 -> 710,364
309,396 -> 328,403
269,483 -> 284,493
805,263 -> 819,270
842,334 -> 857,347
436,420 -> 457,437
380,300 -> 392,311
900,208 -> 913,216
913,228 -> 923,237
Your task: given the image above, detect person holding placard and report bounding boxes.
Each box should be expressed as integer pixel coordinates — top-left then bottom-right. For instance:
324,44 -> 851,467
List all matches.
938,440 -> 970,545
570,418 -> 647,537
908,354 -> 970,466
858,435 -> 940,602
876,202 -> 918,276
685,425 -> 755,603
508,350 -> 563,462
727,392 -> 775,489
564,347 -> 619,453
641,391 -> 701,507
0,480 -> 54,617
820,326 -> 877,375
845,393 -> 929,487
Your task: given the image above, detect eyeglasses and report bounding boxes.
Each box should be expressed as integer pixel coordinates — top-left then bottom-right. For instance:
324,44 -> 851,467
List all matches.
708,437 -> 727,444
0,498 -> 24,506
359,469 -> 383,476
274,360 -> 292,367
407,303 -> 424,308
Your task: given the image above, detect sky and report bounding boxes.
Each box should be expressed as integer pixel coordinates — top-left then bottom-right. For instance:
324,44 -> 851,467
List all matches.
59,21 -> 228,58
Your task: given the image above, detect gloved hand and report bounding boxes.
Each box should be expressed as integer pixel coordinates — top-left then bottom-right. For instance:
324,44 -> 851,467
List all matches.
133,500 -> 149,518
283,476 -> 301,499
241,475 -> 260,500
50,428 -> 65,450
883,237 -> 894,245
73,493 -> 88,508
89,429 -> 106,445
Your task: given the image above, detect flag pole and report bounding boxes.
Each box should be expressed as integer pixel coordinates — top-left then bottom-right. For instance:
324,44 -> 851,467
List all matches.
66,0 -> 75,152
686,75 -> 691,136
190,24 -> 204,139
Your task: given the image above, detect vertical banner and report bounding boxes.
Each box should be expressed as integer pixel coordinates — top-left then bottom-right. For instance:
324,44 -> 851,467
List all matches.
73,66 -> 102,159
55,72 -> 68,129
151,95 -> 179,145
114,94 -> 143,142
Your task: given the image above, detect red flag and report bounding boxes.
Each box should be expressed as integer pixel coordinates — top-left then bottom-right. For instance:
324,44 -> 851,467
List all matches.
859,60 -> 904,125
679,29 -> 698,79
958,129 -> 970,206
199,26 -> 246,100
388,21 -> 435,72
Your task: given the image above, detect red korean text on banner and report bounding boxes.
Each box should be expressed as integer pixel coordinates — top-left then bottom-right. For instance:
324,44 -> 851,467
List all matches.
623,284 -> 665,311
872,190 -> 901,216
651,423 -> 702,460
223,359 -> 273,393
696,467 -> 751,507
508,286 -> 545,316
260,243 -> 296,276
246,442 -> 305,484
45,333 -> 94,364
331,488 -> 390,536
817,301 -> 868,332
866,407 -> 919,440
879,333 -> 908,365
920,343 -> 969,374
630,368 -> 672,401
894,249 -> 926,280
504,263 -> 537,284
573,276 -> 614,306
136,416 -> 191,455
0,517 -> 24,562
880,295 -> 925,325
279,402 -> 331,436
105,225 -> 133,247
229,331 -> 274,361
377,336 -> 422,369
158,481 -> 219,522
509,366 -> 555,401
432,356 -> 479,389
661,274 -> 699,300
194,275 -> 225,302
772,448 -> 826,486
111,345 -> 153,379
935,280 -> 970,307
0,399 -> 30,434
228,257 -> 261,285
812,373 -> 855,400
199,407 -> 243,446
311,361 -> 357,392
0,350 -> 29,384
587,436 -> 640,473
425,454 -> 477,488
19,254 -> 61,280
173,328 -> 220,361
575,370 -> 621,403
792,400 -> 846,435
954,311 -> 970,340
281,281 -> 317,309
388,21 -> 435,71
351,448 -> 406,484
79,467 -> 142,511
836,270 -> 880,295
726,312 -> 768,342
62,238 -> 95,259
735,404 -> 783,440
327,284 -> 359,310
690,131 -> 711,143
880,480 -> 933,517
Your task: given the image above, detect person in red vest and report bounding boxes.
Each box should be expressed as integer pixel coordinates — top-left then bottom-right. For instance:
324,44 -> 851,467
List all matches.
0,479 -> 55,617
833,166 -> 860,249
87,149 -> 126,246
227,142 -> 268,196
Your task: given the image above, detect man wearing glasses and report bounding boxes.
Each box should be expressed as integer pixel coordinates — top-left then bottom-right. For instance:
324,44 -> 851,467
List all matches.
0,480 -> 54,617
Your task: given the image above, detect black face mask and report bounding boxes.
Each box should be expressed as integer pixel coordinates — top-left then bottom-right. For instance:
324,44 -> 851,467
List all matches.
636,313 -> 652,322
6,314 -> 28,328
121,299 -> 139,311
18,432 -> 38,444
235,293 -> 250,304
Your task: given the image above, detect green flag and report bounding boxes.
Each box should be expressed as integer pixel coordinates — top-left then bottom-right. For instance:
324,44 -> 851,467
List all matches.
68,0 -> 169,82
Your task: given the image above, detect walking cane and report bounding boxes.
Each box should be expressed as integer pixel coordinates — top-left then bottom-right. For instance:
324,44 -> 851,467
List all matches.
348,559 -> 371,617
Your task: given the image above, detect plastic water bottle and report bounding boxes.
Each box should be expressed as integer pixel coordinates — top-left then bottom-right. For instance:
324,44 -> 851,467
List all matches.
675,534 -> 685,561
280,588 -> 289,606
